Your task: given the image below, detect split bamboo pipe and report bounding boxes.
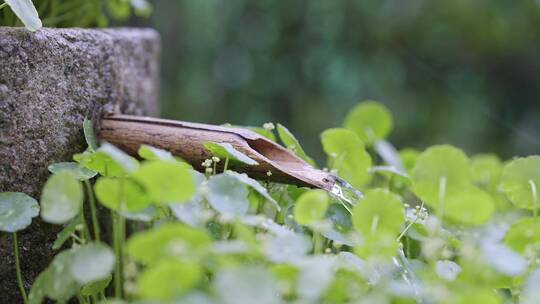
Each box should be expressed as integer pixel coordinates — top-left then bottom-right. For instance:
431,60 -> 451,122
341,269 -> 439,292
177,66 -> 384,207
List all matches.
99,113 -> 338,191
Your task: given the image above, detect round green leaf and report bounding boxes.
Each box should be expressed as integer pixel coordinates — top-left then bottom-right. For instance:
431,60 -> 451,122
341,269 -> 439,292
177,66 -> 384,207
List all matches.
471,154 -> 502,191
0,192 -> 39,232
48,162 -> 97,181
70,243 -> 115,284
399,148 -> 419,173
42,249 -> 80,301
444,185 -> 495,225
344,101 -> 393,145
204,142 -> 258,165
94,177 -> 150,211
40,171 -> 83,224
352,188 -> 403,236
504,217 -> 540,253
411,145 -> 471,207
132,161 -> 195,203
321,128 -> 372,188
138,259 -> 202,300
501,156 -> 540,210
214,265 -> 281,304
206,173 -> 250,215
127,223 -> 211,263
294,189 -> 329,225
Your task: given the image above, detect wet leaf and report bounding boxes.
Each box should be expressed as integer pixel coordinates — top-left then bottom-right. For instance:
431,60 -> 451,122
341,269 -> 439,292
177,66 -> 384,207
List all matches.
294,189 -> 329,225
94,177 -> 150,211
138,259 -> 202,300
344,101 -> 393,145
501,156 -> 540,210
132,161 -> 195,203
276,123 -> 316,166
0,192 -> 39,232
321,128 -> 372,188
204,142 -> 258,165
206,173 -> 249,215
352,189 -> 403,236
40,171 -> 83,224
70,243 -> 115,284
4,0 -> 42,31
48,162 -> 97,181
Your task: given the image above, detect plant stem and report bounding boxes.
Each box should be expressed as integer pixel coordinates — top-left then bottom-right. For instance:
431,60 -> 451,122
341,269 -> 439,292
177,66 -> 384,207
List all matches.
437,176 -> 447,226
529,180 -> 538,217
112,211 -> 124,298
13,233 -> 28,304
223,157 -> 229,172
312,231 -> 323,254
84,180 -> 101,242
0,3 -> 7,10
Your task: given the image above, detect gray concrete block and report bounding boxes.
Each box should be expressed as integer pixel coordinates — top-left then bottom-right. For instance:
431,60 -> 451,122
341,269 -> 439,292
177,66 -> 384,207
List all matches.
0,27 -> 160,302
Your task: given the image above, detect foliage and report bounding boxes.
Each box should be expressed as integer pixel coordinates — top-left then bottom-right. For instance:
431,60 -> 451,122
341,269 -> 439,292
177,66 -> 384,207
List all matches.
3,101 -> 540,303
0,0 -> 150,30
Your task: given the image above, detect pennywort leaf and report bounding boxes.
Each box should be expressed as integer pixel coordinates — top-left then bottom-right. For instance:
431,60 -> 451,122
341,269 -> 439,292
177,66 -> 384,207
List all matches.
131,161 -> 195,203
206,173 -> 250,215
0,192 -> 39,232
294,189 -> 329,225
40,171 -> 83,224
501,156 -> 540,210
344,101 -> 393,145
70,243 -> 115,284
321,128 -> 372,188
48,162 -> 97,181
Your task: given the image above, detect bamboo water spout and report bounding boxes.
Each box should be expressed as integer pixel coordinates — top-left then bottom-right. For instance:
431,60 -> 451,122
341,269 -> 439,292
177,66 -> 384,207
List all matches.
99,113 -> 339,192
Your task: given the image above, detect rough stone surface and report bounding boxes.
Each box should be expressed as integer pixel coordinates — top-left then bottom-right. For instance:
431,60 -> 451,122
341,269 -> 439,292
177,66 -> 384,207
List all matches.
0,27 -> 160,302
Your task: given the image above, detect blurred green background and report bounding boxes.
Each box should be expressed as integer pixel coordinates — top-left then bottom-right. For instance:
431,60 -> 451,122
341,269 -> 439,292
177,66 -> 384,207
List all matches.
5,0 -> 540,163
139,0 -> 540,163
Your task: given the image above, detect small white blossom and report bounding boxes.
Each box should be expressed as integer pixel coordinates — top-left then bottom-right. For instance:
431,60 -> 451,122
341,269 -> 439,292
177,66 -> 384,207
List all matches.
263,122 -> 275,131
202,159 -> 213,168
